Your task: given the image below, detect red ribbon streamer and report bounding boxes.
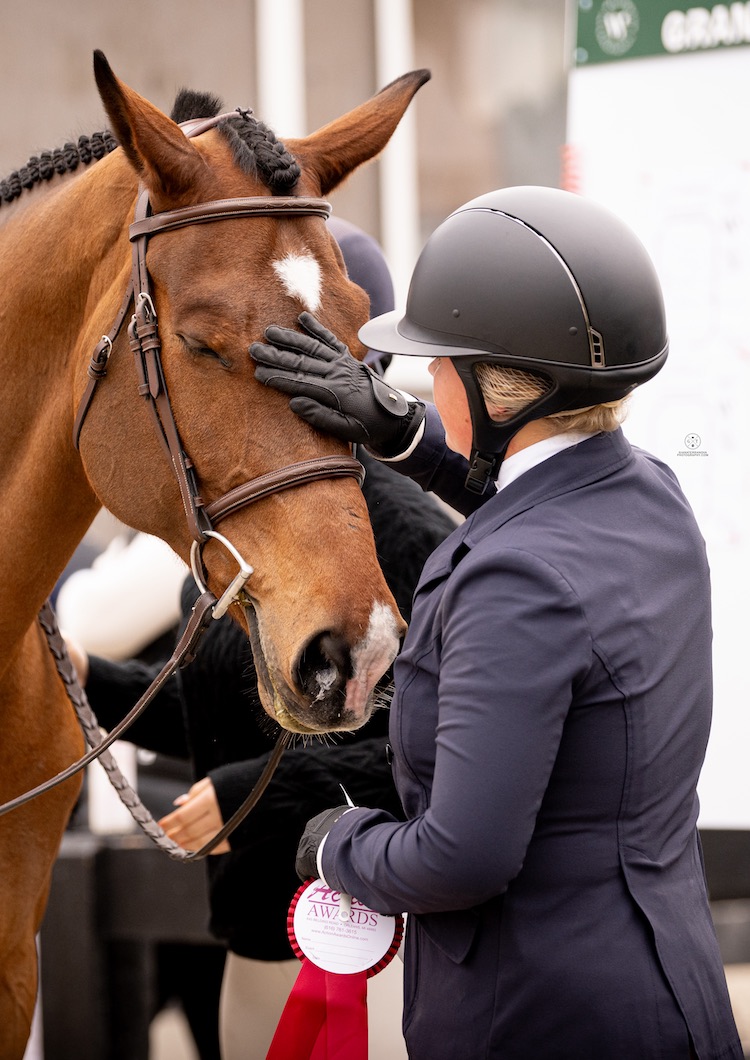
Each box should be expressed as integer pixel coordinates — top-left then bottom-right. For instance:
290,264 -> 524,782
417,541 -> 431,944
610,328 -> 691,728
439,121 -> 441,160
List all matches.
266,958 -> 368,1060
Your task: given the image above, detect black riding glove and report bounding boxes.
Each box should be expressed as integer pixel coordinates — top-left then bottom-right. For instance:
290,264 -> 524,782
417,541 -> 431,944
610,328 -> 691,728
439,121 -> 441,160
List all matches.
251,312 -> 426,459
295,804 -> 352,882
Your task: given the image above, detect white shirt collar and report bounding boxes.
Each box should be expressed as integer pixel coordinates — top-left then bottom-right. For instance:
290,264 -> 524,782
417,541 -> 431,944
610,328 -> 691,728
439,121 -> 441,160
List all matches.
496,431 -> 597,492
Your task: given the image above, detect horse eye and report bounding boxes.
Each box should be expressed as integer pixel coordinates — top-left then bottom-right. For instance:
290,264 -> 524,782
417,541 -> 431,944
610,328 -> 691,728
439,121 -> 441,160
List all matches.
176,334 -> 230,367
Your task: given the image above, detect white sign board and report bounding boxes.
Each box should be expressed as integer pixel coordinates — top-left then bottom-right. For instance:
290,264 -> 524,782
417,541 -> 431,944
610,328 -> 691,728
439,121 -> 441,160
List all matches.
568,1 -> 750,826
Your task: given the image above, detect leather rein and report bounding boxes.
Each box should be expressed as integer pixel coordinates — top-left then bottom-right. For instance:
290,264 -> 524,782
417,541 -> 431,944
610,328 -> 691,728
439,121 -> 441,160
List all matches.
0,110 -> 365,860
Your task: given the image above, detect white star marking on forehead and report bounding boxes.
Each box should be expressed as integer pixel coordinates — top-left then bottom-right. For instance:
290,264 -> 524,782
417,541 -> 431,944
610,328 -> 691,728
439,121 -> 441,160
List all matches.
273,253 -> 322,313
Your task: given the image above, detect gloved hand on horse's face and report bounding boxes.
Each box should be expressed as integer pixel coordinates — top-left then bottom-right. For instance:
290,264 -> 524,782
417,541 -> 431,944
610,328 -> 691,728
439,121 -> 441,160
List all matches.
251,312 -> 425,459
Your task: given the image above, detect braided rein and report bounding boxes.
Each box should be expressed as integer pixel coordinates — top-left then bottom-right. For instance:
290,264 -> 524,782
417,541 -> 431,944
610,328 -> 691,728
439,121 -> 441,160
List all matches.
0,598 -> 292,862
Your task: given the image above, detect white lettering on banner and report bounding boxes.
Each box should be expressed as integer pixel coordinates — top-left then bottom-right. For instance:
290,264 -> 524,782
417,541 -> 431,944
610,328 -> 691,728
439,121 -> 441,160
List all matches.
603,9 -> 634,41
662,3 -> 750,53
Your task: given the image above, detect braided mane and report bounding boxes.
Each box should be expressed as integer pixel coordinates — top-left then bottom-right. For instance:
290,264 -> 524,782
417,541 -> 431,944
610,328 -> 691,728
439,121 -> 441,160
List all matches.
170,88 -> 301,194
0,132 -> 118,208
0,87 -> 300,210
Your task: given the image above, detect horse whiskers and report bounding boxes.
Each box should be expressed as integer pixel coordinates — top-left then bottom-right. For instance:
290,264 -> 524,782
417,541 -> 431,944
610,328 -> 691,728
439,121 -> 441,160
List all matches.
372,680 -> 396,711
294,730 -> 342,749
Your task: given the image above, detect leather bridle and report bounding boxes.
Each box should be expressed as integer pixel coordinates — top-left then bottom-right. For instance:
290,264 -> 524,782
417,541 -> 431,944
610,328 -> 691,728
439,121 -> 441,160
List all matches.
0,111 -> 367,854
73,108 -> 364,619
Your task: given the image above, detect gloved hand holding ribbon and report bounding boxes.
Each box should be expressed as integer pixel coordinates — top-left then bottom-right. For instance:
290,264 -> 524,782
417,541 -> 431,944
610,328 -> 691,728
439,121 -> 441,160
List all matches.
295,804 -> 353,883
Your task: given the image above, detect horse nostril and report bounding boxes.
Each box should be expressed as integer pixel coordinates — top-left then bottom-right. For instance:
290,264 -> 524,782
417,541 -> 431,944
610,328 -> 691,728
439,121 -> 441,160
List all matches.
295,631 -> 351,701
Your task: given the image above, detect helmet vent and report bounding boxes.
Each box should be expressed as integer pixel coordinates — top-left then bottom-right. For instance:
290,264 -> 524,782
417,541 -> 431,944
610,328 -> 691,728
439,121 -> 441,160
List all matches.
590,329 -> 605,367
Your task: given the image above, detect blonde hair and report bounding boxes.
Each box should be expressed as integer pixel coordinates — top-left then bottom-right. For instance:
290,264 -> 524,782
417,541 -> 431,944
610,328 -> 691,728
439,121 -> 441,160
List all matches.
474,362 -> 628,435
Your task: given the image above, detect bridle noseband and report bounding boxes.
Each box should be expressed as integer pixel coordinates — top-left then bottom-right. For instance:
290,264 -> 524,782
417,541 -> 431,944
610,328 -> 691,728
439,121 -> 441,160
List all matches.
72,109 -> 364,618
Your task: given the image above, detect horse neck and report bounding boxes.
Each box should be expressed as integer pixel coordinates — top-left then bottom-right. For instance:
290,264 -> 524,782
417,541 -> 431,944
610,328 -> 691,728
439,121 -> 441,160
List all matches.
0,157 -> 135,650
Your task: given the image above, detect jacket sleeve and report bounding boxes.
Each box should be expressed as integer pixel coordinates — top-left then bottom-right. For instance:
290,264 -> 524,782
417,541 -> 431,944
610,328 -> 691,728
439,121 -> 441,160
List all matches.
380,404 -> 497,518
319,543 -> 592,915
84,654 -> 189,758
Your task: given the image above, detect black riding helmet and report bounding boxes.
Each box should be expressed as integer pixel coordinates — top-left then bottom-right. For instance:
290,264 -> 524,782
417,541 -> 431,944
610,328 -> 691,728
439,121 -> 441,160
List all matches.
359,186 -> 669,493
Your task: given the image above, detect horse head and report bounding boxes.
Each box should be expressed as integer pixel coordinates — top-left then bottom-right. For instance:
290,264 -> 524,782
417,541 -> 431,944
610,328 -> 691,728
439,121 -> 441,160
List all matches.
77,53 -> 430,734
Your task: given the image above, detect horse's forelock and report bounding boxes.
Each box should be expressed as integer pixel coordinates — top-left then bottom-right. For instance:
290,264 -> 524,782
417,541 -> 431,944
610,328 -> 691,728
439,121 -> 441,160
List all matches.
169,88 -> 224,124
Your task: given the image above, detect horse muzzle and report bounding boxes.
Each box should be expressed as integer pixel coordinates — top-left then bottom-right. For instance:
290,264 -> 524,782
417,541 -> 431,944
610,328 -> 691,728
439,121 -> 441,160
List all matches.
243,601 -> 402,734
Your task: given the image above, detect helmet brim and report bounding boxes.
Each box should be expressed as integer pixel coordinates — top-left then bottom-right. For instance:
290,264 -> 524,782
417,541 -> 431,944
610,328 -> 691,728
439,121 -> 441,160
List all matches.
359,310 -> 484,360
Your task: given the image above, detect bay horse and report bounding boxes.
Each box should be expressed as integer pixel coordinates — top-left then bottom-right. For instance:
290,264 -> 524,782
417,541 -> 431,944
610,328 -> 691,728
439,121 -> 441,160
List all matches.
0,51 -> 429,1056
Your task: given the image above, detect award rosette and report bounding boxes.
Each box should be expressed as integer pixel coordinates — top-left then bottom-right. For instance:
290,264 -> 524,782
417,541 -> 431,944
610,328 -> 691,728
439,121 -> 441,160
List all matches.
266,879 -> 404,1059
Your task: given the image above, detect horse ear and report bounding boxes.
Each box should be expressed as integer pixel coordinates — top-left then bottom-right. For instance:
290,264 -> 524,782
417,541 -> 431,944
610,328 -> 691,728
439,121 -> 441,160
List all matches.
288,70 -> 431,197
93,50 -> 206,202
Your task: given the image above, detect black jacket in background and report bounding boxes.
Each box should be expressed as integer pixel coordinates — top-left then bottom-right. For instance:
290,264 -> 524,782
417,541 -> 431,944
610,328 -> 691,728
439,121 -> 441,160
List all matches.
85,454 -> 457,958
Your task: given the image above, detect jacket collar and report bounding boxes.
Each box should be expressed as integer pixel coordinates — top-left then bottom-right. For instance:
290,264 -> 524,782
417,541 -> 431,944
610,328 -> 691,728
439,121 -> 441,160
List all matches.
420,428 -> 633,583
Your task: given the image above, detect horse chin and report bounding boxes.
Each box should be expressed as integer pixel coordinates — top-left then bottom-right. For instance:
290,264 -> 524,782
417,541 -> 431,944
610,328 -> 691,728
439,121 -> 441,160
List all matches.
270,694 -> 371,736
271,699 -> 326,736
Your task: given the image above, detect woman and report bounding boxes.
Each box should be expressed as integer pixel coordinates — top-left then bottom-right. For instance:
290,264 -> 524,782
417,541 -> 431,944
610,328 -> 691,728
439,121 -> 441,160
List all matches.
252,186 -> 742,1058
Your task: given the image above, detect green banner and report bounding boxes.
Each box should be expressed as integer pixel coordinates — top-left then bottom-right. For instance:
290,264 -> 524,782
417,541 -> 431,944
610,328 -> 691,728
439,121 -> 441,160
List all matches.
575,0 -> 750,65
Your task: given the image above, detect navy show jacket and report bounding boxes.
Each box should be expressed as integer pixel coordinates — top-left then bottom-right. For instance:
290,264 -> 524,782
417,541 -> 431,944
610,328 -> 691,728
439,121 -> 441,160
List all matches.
321,411 -> 742,1059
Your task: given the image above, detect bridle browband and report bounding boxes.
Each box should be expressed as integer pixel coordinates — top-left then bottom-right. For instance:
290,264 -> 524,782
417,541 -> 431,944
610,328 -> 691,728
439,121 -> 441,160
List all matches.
0,111 -> 368,854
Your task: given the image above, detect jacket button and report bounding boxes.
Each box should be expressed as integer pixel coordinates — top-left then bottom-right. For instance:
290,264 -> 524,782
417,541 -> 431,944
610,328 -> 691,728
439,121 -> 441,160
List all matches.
385,743 -> 394,765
